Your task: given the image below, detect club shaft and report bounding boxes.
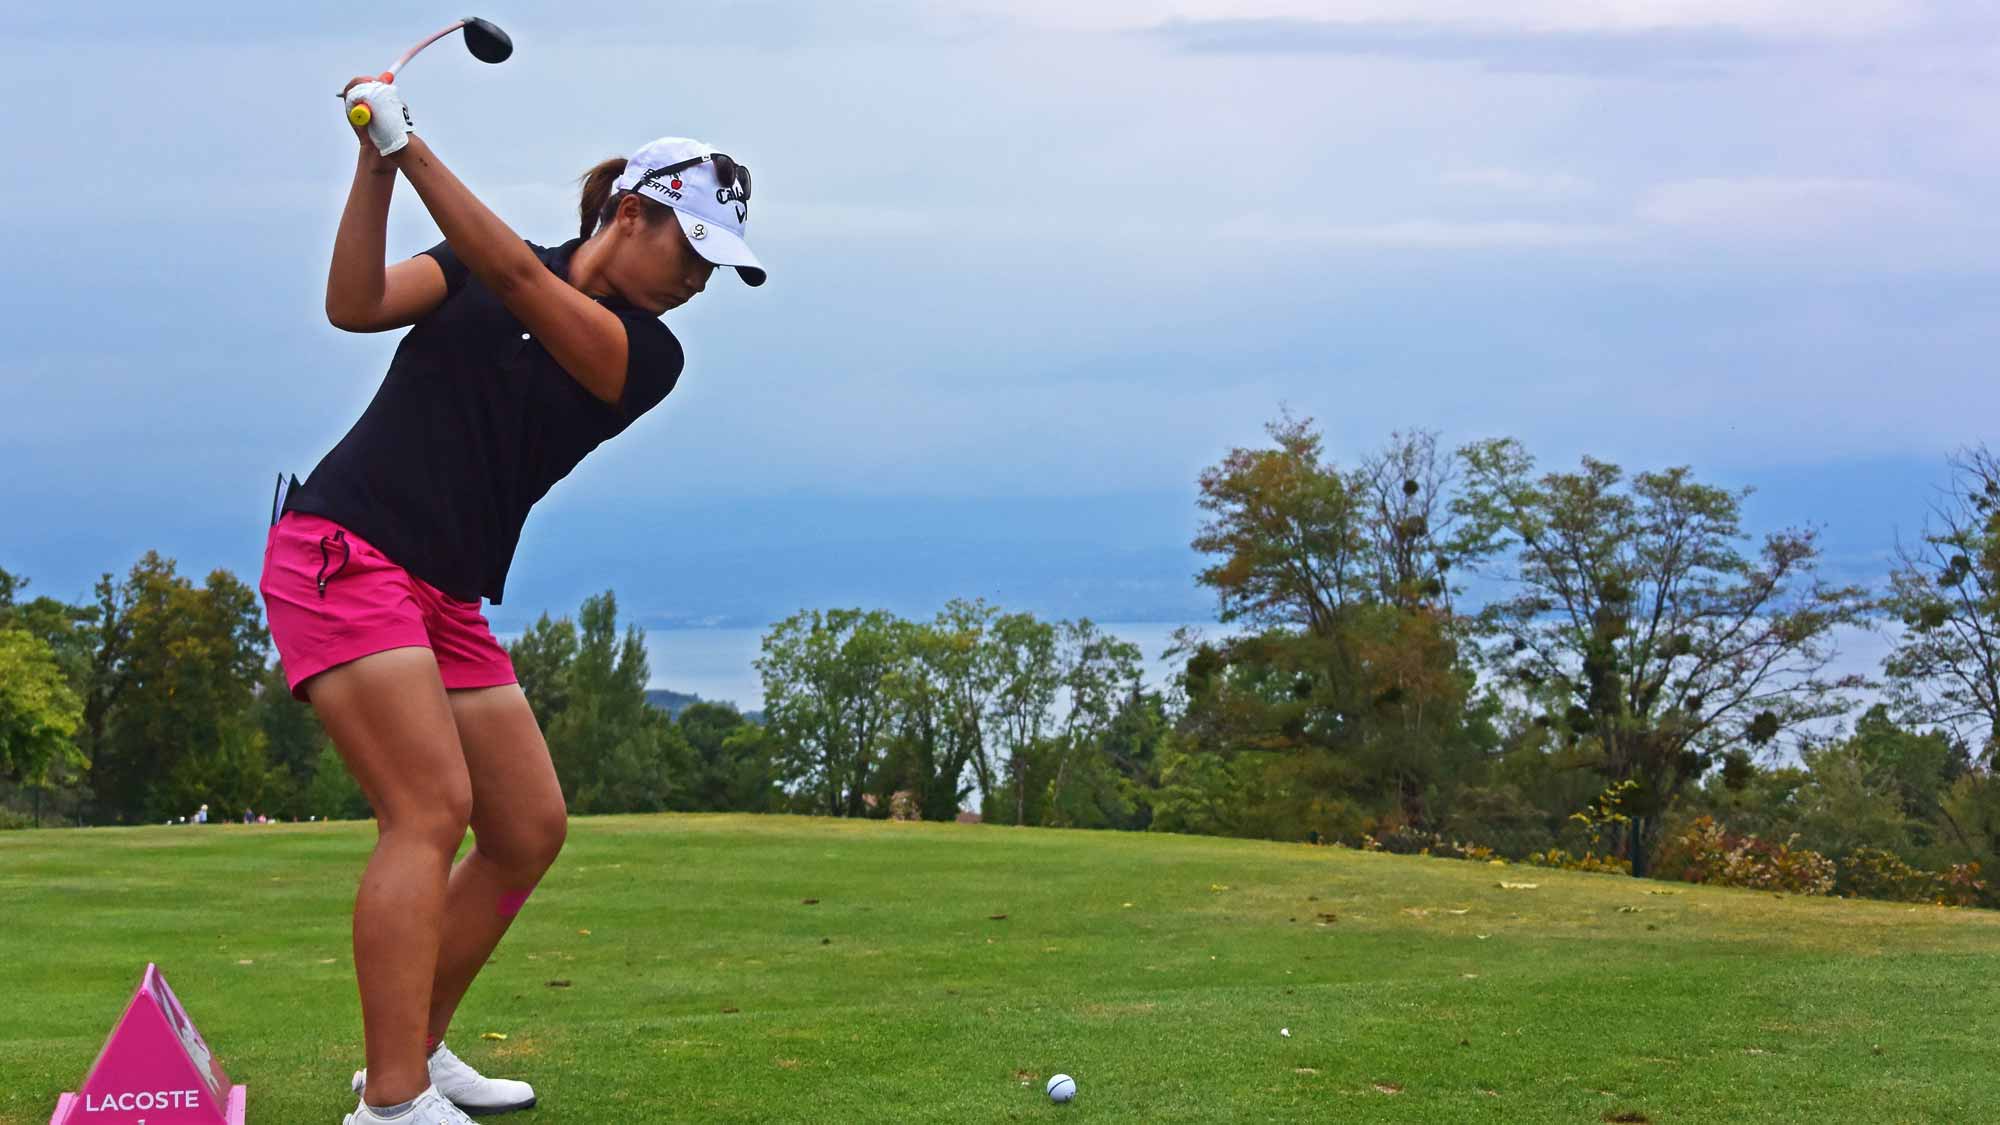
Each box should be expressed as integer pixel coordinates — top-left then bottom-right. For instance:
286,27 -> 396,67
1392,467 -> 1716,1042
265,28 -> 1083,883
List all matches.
386,20 -> 469,78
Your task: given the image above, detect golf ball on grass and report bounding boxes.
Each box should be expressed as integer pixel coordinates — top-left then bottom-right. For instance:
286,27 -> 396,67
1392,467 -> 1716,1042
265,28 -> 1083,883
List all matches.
1047,1074 -> 1076,1103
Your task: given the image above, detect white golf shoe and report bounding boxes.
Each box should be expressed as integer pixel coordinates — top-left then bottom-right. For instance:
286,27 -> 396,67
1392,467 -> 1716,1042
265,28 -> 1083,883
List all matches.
352,1044 -> 538,1115
342,1085 -> 476,1125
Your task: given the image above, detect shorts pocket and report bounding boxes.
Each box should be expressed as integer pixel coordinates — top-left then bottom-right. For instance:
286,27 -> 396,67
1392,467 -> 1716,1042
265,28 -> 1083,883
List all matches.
313,528 -> 353,599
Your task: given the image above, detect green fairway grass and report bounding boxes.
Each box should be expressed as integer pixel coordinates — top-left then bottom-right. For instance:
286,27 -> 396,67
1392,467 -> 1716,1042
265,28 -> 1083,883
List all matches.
2,815 -> 1996,1123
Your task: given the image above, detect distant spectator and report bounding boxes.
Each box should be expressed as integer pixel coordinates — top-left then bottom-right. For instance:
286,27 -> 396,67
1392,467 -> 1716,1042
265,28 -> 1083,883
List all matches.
194,804 -> 209,825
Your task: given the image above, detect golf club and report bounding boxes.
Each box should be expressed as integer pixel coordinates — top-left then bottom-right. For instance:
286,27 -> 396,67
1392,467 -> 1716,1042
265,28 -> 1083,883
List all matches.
345,17 -> 513,128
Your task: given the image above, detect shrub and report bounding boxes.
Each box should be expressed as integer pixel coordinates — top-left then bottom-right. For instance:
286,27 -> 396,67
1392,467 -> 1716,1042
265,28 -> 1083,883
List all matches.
1552,779 -> 1639,865
1525,847 -> 1630,875
1837,847 -> 1989,908
1440,784 -> 1555,858
1662,816 -> 1835,895
1353,827 -> 1494,861
1940,863 -> 1994,910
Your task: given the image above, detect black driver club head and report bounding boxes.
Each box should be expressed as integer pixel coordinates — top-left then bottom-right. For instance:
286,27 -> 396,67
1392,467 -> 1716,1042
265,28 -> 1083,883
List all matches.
462,17 -> 513,64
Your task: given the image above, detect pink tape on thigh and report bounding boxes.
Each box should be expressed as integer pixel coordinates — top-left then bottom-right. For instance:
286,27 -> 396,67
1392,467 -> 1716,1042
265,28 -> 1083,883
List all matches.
497,887 -> 535,919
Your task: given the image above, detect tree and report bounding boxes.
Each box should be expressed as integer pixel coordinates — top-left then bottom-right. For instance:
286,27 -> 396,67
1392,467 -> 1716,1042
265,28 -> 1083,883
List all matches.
305,743 -> 371,820
1358,430 -> 1462,614
1039,619 -> 1144,827
1697,710 -> 1972,867
85,554 -> 269,823
880,602 -> 999,821
1193,414 -> 1369,635
1169,624 -> 1422,841
1437,782 -> 1556,857
1686,758 -> 1811,845
988,611 -> 1060,826
164,720 -> 276,825
0,629 -> 87,797
537,592 -> 689,814
1843,706 -> 1967,840
1882,446 -> 2000,759
878,621 -> 949,819
252,663 -> 332,820
1173,420 -> 1492,843
510,611 -> 580,730
677,701 -> 781,812
1151,728 -> 1264,837
1455,439 -> 1869,877
0,566 -> 99,823
757,608 -> 902,816
1079,685 -> 1172,831
718,723 -> 786,811
0,567 -> 97,697
1792,740 -> 1916,859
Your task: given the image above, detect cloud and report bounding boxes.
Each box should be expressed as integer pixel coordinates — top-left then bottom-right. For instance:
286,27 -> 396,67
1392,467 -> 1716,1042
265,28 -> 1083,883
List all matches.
770,203 -> 947,239
1636,177 -> 1966,241
1128,0 -> 1942,76
1216,214 -> 1620,249
986,0 -> 1922,36
0,1 -> 940,49
1440,167 -> 1595,199
1204,175 -> 1981,267
1147,20 -> 1797,76
6,0 -> 1998,633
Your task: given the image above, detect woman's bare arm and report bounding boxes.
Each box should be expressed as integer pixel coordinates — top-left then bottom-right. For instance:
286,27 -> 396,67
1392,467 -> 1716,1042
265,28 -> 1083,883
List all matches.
388,134 -> 630,405
324,144 -> 452,332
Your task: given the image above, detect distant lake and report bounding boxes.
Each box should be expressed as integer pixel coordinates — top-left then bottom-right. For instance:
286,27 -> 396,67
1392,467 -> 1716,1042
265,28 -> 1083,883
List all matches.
641,621 -> 1213,713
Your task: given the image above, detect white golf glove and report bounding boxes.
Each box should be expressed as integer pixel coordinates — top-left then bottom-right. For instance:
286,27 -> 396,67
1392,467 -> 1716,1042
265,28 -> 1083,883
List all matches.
344,80 -> 413,156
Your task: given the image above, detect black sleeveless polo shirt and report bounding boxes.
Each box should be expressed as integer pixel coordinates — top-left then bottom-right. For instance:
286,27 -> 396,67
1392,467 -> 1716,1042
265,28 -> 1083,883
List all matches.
285,237 -> 684,604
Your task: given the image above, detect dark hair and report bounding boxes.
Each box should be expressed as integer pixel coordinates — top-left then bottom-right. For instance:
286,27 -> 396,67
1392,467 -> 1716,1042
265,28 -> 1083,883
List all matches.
578,156 -> 673,240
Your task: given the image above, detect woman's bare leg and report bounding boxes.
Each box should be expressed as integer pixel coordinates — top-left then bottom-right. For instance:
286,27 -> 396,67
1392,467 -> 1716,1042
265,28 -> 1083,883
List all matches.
426,683 -> 568,1045
308,647 -> 473,1107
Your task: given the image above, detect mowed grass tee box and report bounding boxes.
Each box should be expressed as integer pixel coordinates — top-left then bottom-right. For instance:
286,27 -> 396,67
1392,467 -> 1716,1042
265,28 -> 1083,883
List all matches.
2,814 -> 1996,1124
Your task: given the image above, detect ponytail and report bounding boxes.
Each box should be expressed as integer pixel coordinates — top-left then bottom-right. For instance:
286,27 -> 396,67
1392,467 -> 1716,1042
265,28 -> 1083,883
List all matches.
577,155 -> 675,239
578,156 -> 628,239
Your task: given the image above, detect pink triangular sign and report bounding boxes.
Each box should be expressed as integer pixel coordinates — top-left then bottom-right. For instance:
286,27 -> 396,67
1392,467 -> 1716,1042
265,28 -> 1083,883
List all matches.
50,964 -> 246,1124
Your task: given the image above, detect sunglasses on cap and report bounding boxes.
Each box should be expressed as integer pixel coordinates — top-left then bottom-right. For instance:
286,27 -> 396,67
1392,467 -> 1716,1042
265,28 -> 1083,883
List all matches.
638,153 -> 752,204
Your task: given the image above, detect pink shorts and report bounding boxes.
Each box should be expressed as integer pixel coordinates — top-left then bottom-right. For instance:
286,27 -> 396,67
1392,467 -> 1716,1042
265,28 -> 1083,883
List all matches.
260,512 -> 516,700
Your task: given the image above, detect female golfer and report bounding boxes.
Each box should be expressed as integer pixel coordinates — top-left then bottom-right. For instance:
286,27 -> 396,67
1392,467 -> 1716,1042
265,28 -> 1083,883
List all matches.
259,76 -> 763,1125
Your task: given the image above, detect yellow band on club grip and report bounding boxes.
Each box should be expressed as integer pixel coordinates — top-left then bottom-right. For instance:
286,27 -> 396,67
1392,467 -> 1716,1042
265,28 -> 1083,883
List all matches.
348,103 -> 373,127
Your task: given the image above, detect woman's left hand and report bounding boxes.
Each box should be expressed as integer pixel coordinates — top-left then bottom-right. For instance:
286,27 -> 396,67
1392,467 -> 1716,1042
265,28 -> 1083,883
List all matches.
344,79 -> 414,157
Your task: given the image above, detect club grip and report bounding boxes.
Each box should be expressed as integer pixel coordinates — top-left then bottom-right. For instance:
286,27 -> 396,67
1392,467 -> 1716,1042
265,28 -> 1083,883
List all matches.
344,73 -> 394,129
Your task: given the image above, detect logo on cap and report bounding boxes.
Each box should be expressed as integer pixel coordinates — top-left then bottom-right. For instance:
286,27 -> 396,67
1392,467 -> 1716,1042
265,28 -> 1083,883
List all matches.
717,183 -> 748,223
690,223 -> 707,240
637,167 -> 685,201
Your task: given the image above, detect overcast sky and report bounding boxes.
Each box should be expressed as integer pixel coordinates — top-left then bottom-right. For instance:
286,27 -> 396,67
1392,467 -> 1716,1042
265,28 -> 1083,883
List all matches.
3,0 -> 1995,636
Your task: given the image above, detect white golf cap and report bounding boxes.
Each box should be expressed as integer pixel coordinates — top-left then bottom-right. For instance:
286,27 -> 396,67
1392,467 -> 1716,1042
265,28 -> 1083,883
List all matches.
613,137 -> 766,287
